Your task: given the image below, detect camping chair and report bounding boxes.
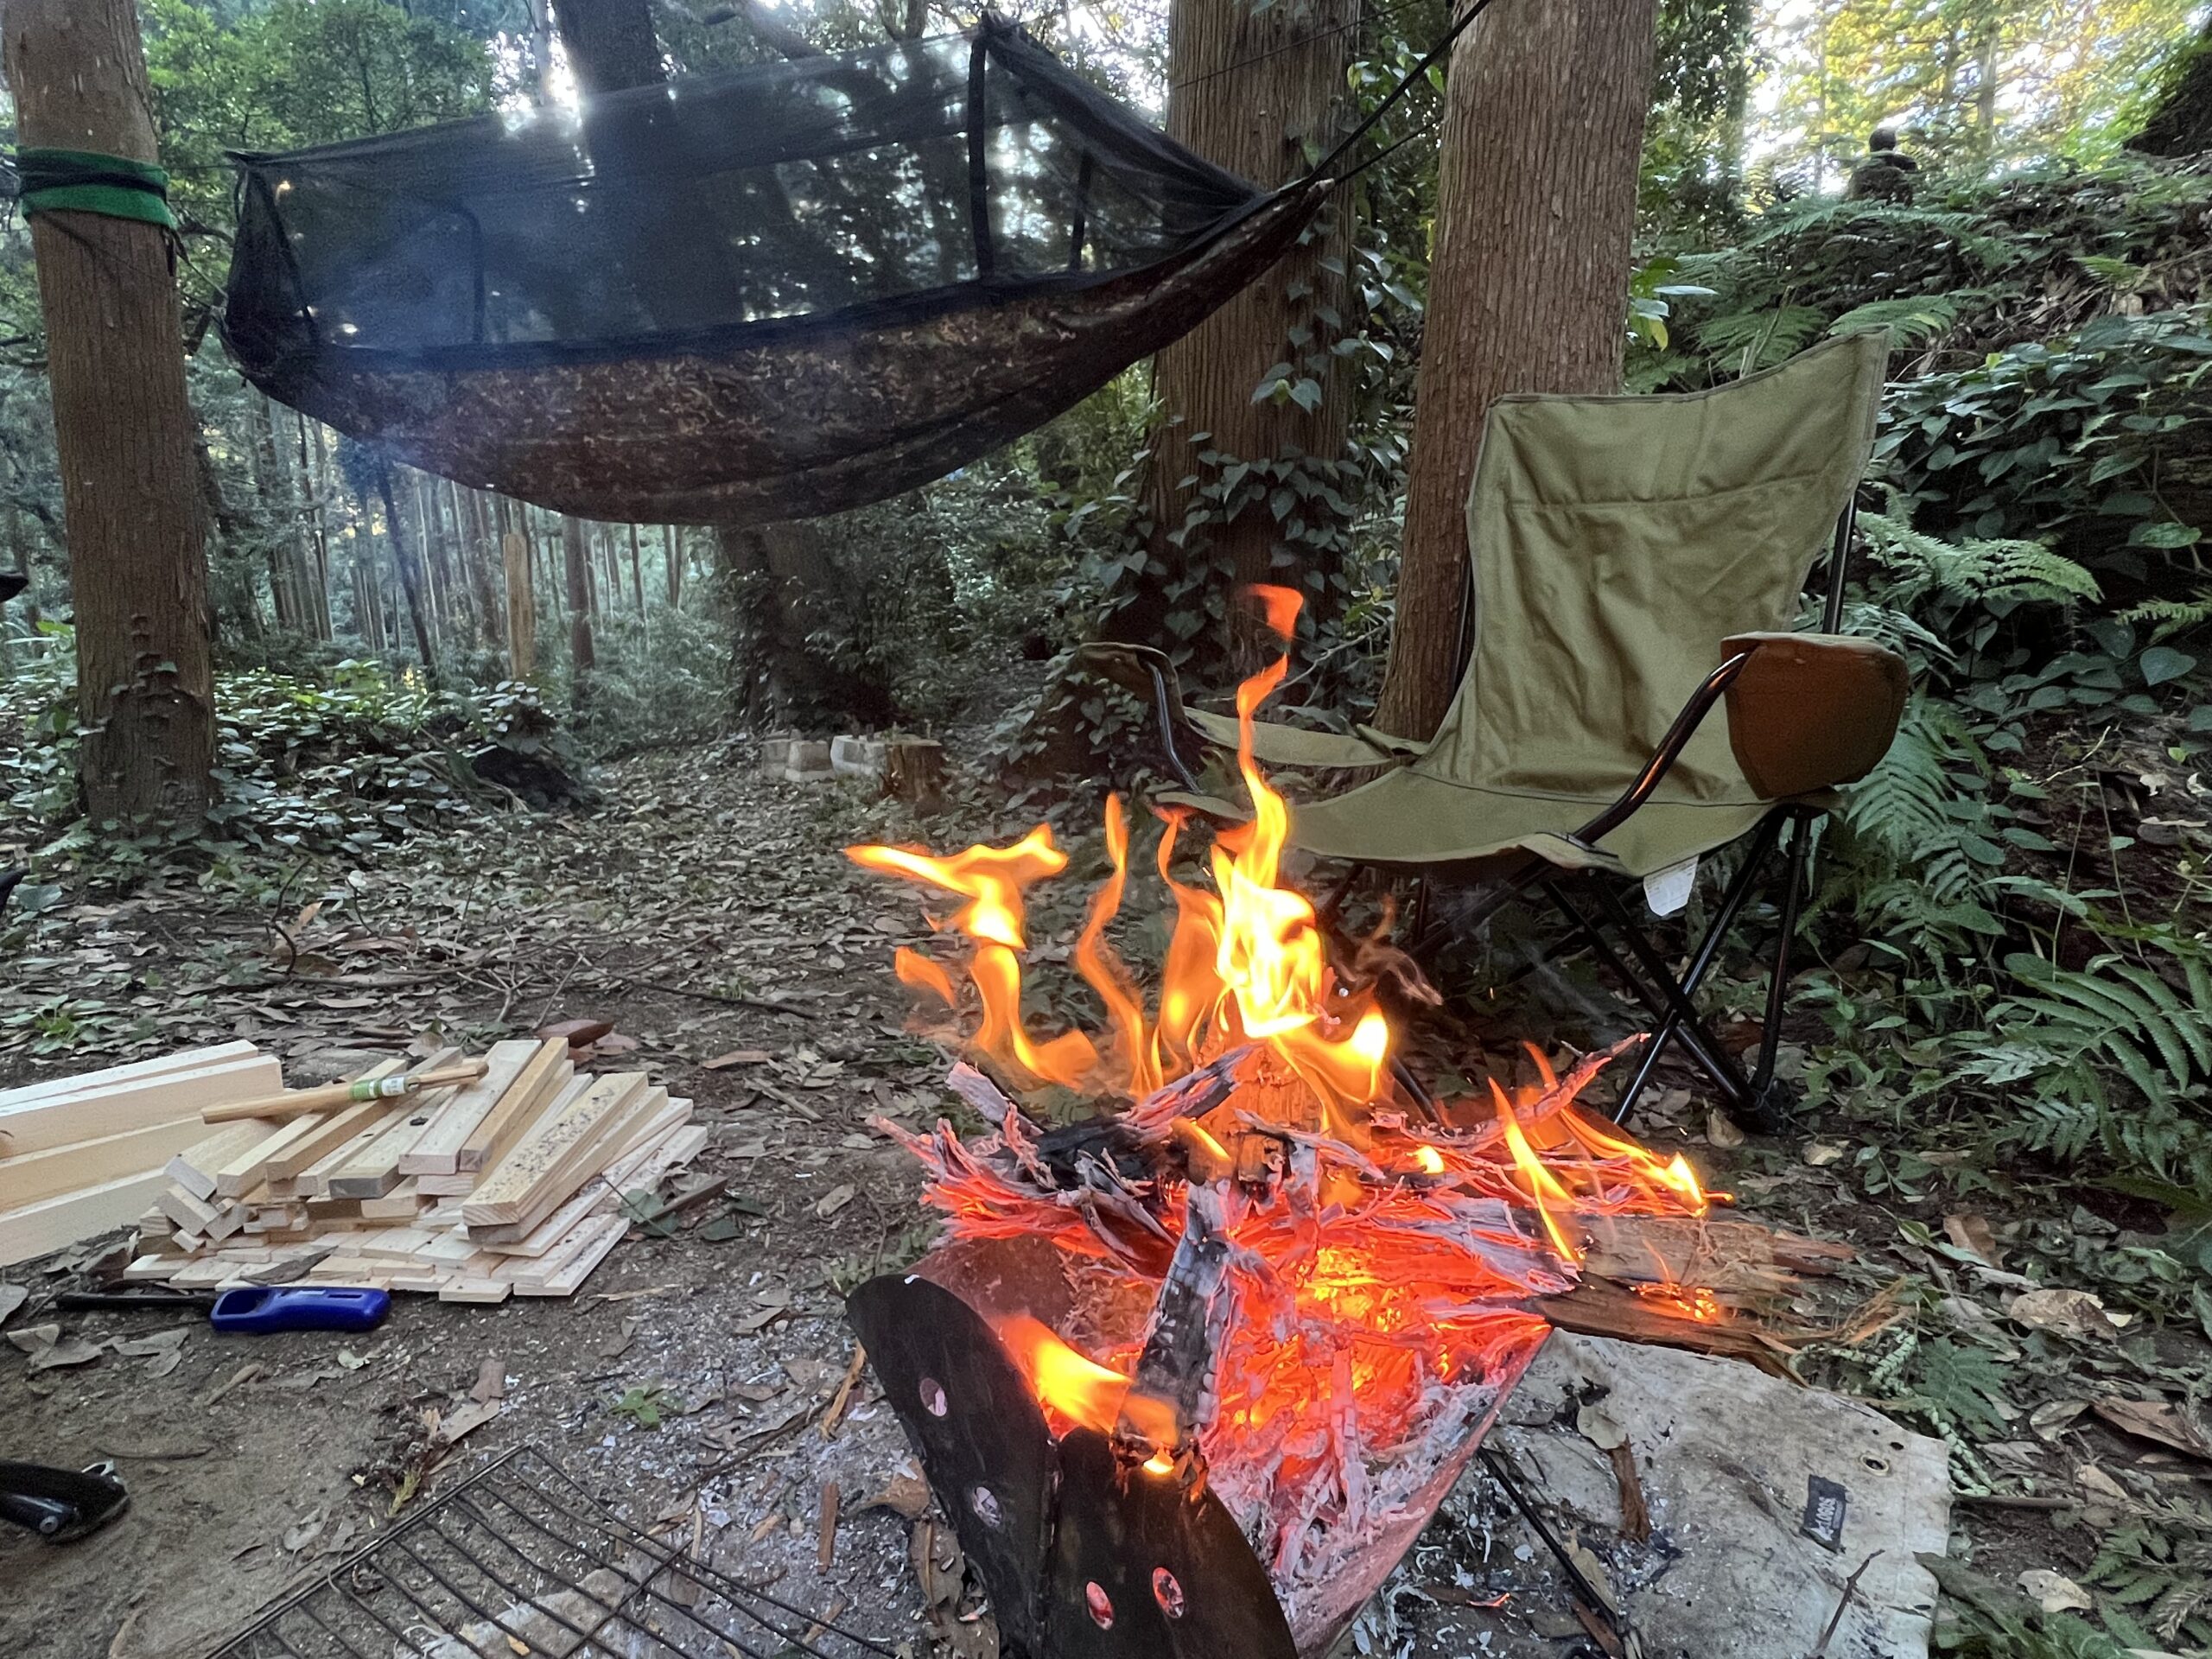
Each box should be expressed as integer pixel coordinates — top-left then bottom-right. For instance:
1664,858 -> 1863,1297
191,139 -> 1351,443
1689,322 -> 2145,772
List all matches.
1084,329 -> 1909,1128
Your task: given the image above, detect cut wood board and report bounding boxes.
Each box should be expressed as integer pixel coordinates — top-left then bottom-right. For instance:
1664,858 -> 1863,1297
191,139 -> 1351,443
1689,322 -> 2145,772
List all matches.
0,1113 -> 213,1211
463,1073 -> 649,1231
322,1047 -> 463,1198
0,1052 -> 281,1159
397,1040 -> 538,1176
168,1120 -> 283,1201
0,1167 -> 174,1268
454,1040 -> 571,1174
476,1105 -> 689,1257
515,1214 -> 630,1296
213,1059 -> 404,1197
0,1041 -> 262,1108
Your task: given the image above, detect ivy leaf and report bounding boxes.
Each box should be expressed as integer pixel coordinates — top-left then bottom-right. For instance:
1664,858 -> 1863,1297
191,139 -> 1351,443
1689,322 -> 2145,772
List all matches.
2128,519 -> 2202,549
2139,646 -> 2196,686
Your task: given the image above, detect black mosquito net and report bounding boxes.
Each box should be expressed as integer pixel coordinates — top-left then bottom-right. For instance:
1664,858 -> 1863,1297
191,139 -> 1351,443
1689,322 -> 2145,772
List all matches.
222,18 -> 1319,523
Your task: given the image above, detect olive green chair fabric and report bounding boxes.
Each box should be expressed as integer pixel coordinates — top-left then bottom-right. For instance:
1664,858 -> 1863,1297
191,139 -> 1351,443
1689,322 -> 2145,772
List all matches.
1170,329 -> 1894,878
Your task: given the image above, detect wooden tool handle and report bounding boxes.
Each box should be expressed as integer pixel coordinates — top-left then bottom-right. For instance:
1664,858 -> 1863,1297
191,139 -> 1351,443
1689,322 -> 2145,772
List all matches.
201,1060 -> 489,1124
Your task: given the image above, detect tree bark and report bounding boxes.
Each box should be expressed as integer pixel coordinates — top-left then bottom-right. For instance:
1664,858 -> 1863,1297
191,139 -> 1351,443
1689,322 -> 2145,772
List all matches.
299,412 -> 334,639
375,465 -> 440,679
503,525 -> 537,682
554,0 -> 661,96
4,0 -> 214,825
1134,0 -> 1356,677
1372,0 -> 1659,740
562,515 -> 597,693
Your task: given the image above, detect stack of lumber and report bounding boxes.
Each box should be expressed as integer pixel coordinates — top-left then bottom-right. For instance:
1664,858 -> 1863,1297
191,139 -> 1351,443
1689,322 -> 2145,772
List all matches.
11,1040 -> 702,1301
1,1043 -> 283,1268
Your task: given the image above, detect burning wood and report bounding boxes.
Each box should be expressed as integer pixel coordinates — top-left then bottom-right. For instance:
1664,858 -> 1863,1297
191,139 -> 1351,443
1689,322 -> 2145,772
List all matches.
842,588 -> 1845,1655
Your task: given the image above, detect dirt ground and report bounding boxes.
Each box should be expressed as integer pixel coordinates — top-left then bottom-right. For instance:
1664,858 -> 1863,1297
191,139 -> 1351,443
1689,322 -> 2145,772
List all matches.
3,748 -> 2202,1658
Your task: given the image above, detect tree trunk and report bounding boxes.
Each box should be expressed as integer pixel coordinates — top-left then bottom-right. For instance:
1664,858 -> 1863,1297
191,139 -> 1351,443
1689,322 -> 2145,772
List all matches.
553,0 -> 660,97
562,515 -> 597,693
1372,0 -> 1659,740
627,524 -> 645,620
375,466 -> 439,679
299,412 -> 334,639
458,484 -> 503,648
503,525 -> 537,682
245,396 -> 304,632
4,0 -> 215,825
715,522 -> 887,726
1132,0 -> 1356,678
664,525 -> 683,608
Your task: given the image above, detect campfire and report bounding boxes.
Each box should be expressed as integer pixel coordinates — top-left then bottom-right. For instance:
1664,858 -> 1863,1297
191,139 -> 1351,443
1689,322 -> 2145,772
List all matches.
842,590 -> 1740,1656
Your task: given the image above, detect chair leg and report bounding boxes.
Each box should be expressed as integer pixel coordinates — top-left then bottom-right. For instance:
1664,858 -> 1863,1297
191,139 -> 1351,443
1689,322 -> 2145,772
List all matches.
1748,807 -> 1817,1101
1611,815 -> 1784,1123
1539,879 -> 1753,1113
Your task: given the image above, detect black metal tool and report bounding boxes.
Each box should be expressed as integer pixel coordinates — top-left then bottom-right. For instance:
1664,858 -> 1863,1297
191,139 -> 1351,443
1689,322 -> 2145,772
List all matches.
54,1290 -> 215,1313
0,1459 -> 129,1543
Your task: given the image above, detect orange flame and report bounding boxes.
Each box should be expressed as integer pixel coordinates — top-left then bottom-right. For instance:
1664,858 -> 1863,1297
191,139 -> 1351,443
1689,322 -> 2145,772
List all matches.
995,1315 -> 1179,1450
849,601 -> 1388,1109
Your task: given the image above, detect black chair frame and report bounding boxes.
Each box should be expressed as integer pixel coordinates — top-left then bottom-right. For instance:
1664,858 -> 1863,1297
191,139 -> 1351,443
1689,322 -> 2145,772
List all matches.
1132,505 -> 1860,1130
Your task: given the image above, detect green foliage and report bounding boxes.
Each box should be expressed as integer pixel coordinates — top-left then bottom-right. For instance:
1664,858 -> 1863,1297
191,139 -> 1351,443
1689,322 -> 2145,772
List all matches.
1637,159 -> 2212,392
1877,306 -> 2212,595
1752,0 -> 2207,181
1,633 -> 589,874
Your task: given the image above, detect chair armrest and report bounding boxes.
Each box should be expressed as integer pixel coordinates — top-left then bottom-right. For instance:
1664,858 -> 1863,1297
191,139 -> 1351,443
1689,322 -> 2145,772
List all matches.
1721,632 -> 1909,799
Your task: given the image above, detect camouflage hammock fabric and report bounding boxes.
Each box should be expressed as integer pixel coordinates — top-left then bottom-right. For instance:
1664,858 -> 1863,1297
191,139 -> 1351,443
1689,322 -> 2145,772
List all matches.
220,19 -> 1314,523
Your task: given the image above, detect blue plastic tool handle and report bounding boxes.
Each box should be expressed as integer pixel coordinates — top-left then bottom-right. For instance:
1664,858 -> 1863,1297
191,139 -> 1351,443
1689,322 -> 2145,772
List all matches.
208,1285 -> 391,1334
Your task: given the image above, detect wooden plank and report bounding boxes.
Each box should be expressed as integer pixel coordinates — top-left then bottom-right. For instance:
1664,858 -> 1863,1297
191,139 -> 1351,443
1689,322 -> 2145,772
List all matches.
438,1277 -> 512,1304
463,1074 -> 649,1231
0,1052 -> 280,1159
155,1184 -> 221,1235
415,1173 -> 475,1196
516,1214 -> 629,1297
168,1119 -> 282,1201
398,1041 -> 538,1176
213,1059 -> 404,1197
260,1060 -> 421,1189
322,1047 -> 462,1198
0,1167 -> 172,1268
0,1112 -> 213,1211
0,1041 -> 261,1109
359,1180 -> 423,1221
454,1041 -> 572,1174
476,1106 -> 684,1257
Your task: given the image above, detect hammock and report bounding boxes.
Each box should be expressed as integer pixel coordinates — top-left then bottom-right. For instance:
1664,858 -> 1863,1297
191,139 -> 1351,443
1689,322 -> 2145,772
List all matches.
220,18 -> 1321,524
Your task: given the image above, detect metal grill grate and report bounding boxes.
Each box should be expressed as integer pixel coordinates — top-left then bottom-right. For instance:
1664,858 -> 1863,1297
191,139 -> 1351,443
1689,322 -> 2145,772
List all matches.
206,1446 -> 899,1659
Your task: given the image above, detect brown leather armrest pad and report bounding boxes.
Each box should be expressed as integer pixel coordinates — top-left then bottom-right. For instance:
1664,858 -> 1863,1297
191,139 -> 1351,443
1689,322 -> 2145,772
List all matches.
1722,632 -> 1909,799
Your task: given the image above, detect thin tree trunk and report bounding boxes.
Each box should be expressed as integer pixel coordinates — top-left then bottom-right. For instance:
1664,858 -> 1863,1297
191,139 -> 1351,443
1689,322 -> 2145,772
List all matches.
503,526 -> 537,681
627,524 -> 645,620
563,515 -> 596,693
1134,0 -> 1356,677
664,524 -> 682,608
245,396 -> 301,631
376,466 -> 439,679
300,412 -> 334,639
1372,0 -> 1659,740
457,482 -> 501,646
5,0 -> 214,824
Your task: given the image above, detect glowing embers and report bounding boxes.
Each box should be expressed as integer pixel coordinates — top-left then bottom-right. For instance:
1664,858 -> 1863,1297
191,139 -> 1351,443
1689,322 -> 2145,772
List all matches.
847,584 -> 1730,1627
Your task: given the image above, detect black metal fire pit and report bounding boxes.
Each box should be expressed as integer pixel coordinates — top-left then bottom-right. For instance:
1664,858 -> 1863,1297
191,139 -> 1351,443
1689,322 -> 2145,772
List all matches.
848,1269 -> 1296,1659
848,1224 -> 1538,1659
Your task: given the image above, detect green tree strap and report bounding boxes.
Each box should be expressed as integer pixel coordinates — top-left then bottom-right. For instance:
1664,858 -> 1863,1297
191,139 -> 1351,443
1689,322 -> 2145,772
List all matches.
15,147 -> 177,231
